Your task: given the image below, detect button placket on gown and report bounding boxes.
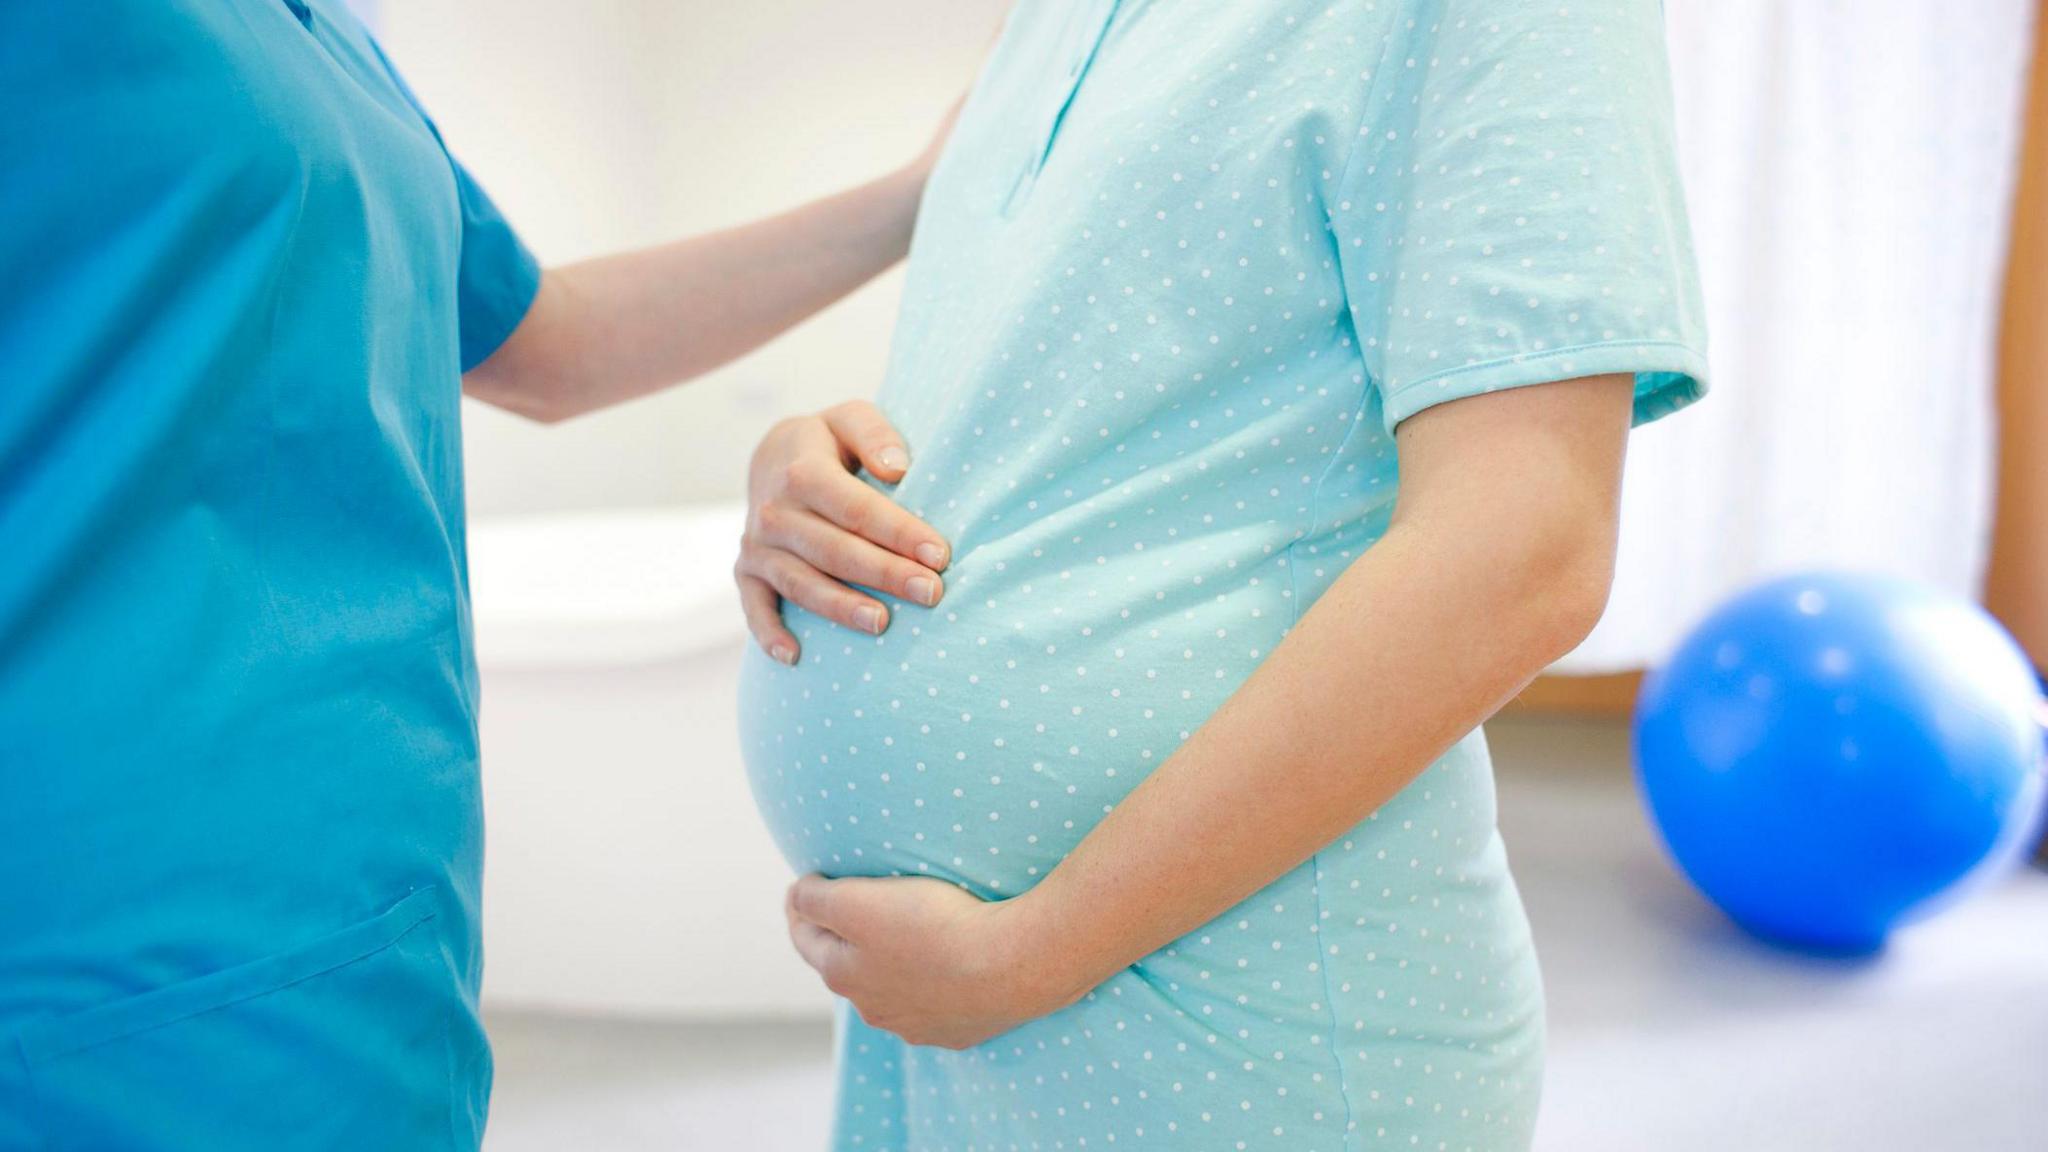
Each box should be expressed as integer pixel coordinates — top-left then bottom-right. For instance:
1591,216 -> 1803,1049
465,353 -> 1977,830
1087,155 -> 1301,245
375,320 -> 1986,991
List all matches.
1000,0 -> 1121,218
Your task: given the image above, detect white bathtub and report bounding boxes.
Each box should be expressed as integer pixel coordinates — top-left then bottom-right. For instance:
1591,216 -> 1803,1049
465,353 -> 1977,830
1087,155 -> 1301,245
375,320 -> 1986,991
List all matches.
467,504 -> 830,1018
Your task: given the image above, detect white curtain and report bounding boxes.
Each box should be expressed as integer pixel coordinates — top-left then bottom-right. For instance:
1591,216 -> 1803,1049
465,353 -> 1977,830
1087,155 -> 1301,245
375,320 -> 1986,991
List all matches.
1562,0 -> 2038,673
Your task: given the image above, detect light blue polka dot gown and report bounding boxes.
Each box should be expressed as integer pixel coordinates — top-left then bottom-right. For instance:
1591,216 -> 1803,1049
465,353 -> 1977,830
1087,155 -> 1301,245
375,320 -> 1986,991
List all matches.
740,2 -> 1708,1149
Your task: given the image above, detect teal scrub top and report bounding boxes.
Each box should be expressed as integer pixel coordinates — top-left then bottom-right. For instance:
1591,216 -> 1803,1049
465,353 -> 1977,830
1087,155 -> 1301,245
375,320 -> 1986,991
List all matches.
0,2 -> 539,1147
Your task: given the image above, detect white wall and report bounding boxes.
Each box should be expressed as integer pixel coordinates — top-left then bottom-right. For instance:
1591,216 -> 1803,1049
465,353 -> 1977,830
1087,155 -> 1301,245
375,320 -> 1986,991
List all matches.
377,0 -> 1007,516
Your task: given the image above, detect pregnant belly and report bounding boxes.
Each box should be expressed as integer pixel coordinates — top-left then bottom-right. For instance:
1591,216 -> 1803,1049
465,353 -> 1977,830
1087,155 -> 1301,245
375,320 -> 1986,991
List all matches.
737,548 -> 1295,895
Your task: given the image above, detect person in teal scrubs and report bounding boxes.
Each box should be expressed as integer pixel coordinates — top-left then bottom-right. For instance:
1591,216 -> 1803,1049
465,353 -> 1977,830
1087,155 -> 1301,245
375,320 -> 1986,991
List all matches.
0,2 -> 958,1146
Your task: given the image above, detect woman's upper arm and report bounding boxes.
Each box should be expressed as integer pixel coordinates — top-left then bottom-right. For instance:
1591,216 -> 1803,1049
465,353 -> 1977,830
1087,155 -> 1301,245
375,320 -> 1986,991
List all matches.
1391,372 -> 1636,520
1388,372 -> 1638,635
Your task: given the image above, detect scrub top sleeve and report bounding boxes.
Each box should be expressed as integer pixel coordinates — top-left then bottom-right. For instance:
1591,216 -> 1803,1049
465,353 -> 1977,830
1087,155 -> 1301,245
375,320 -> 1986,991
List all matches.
447,165 -> 542,373
360,35 -> 542,373
1330,0 -> 1710,436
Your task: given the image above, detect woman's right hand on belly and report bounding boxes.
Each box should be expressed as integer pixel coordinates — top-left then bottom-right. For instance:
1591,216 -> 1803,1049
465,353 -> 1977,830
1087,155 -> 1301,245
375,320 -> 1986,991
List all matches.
735,400 -> 951,665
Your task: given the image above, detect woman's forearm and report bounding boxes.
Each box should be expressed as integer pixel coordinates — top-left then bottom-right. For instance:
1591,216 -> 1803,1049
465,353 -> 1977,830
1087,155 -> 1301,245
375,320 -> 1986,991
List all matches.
465,163 -> 928,422
1007,515 -> 1600,1008
1004,375 -> 1635,1012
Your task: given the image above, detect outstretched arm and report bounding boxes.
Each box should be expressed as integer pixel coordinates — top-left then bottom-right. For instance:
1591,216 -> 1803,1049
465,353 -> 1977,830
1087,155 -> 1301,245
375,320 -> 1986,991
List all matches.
463,109 -> 953,423
468,110 -> 963,651
785,373 -> 1636,1049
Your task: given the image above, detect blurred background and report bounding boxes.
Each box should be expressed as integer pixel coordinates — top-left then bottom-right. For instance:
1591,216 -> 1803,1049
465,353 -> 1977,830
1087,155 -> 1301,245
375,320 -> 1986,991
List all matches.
369,2 -> 2048,1150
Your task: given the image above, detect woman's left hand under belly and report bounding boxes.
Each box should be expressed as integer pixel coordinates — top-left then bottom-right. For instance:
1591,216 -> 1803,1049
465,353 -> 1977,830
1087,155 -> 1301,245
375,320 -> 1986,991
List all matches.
780,871 -> 1083,1051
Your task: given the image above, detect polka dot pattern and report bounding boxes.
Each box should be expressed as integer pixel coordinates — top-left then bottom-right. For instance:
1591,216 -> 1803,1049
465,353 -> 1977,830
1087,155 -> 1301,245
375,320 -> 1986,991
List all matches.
740,2 -> 1705,1149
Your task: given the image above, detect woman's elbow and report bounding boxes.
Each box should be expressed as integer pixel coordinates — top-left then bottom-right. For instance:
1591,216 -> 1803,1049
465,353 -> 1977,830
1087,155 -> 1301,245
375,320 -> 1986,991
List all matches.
463,367 -> 576,424
1523,522 -> 1618,660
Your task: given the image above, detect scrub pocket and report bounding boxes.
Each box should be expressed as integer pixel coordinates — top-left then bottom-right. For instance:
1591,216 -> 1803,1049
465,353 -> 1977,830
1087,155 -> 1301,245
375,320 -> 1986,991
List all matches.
18,887 -> 488,1152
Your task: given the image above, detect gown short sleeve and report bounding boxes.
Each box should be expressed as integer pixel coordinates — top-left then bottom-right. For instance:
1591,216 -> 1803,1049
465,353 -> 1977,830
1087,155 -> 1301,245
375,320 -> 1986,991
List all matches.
362,35 -> 542,372
1329,0 -> 1710,434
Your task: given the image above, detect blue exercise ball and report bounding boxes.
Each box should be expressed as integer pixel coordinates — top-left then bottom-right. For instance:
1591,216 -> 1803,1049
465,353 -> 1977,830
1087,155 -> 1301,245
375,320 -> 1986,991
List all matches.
1633,572 -> 2046,953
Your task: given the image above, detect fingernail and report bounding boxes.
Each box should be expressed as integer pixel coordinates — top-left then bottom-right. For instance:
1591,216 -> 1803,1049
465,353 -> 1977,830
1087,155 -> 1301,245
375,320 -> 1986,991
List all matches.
855,604 -> 887,634
877,446 -> 910,473
770,643 -> 797,666
906,575 -> 939,606
915,541 -> 948,569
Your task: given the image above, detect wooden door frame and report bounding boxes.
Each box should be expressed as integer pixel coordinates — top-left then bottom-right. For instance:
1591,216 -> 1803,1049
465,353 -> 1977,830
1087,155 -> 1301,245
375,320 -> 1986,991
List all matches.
1985,0 -> 2048,687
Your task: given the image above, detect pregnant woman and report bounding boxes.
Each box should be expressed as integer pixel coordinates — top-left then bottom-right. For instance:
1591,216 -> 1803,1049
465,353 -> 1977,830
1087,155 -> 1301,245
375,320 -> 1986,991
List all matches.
739,2 -> 1707,1149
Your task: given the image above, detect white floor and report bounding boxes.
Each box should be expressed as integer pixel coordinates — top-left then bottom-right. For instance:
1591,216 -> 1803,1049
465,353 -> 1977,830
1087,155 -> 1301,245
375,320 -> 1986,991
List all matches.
483,716 -> 2048,1152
